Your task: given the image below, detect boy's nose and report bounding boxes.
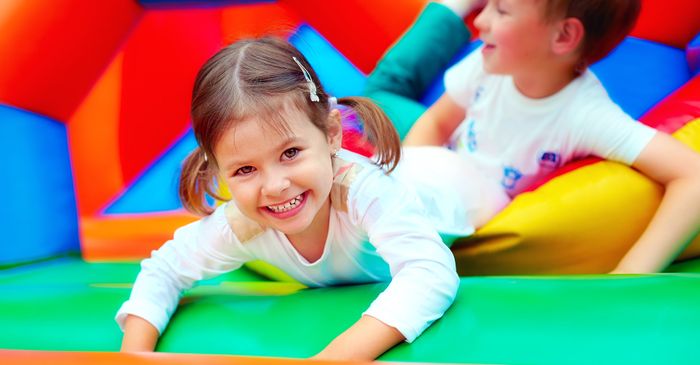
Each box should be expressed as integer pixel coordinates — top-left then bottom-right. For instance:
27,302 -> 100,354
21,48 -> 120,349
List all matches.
473,7 -> 488,31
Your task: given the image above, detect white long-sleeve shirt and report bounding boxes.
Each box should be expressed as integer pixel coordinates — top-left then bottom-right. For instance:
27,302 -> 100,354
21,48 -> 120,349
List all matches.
116,149 -> 461,342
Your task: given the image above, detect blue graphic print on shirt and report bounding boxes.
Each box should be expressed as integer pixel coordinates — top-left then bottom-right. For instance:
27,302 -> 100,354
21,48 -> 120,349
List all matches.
501,166 -> 523,190
466,119 -> 477,152
474,86 -> 484,103
538,151 -> 561,169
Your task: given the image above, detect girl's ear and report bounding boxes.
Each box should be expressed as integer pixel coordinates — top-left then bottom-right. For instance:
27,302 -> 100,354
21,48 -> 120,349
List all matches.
552,17 -> 584,56
326,108 -> 343,151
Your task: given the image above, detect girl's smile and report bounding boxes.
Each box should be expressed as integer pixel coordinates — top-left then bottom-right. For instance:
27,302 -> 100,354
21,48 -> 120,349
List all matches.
263,191 -> 307,218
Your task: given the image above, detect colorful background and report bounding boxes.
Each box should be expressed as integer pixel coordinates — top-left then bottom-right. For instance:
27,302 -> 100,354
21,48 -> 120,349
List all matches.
1,0 -> 700,364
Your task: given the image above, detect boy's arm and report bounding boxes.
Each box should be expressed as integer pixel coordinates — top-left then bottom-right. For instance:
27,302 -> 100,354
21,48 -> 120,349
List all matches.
313,315 -> 405,361
403,93 -> 466,146
612,133 -> 700,273
121,315 -> 160,352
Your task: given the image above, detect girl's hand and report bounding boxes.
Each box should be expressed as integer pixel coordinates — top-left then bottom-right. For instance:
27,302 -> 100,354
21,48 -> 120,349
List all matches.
120,315 -> 159,352
312,315 -> 405,361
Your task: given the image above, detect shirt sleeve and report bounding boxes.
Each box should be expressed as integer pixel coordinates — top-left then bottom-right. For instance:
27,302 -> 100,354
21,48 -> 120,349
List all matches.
575,92 -> 657,164
443,45 -> 484,109
348,167 -> 460,343
115,204 -> 251,334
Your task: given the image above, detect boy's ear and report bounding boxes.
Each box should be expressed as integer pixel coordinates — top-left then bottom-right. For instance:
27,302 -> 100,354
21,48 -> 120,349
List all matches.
552,17 -> 584,56
326,108 -> 343,151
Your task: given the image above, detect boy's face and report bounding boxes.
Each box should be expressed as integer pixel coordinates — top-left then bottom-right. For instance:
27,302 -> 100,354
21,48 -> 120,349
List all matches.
215,104 -> 342,244
474,0 -> 558,77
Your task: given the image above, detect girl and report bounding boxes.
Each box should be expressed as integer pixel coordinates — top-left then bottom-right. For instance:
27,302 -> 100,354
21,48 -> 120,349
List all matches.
116,37 -> 463,360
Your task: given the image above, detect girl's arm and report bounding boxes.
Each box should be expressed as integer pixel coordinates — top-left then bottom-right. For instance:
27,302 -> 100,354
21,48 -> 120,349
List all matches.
323,159 -> 460,360
612,133 -> 700,273
120,315 -> 160,352
403,93 -> 466,146
116,205 -> 249,350
313,316 -> 405,361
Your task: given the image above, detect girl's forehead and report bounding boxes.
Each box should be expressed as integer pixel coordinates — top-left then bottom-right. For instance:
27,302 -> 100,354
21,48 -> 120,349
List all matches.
227,104 -> 317,142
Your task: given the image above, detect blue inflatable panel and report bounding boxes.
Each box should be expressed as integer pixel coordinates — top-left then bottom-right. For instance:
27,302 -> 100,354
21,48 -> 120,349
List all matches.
420,37 -> 690,119
592,37 -> 690,118
290,24 -> 367,98
0,105 -> 79,265
138,0 -> 274,8
687,32 -> 700,76
104,129 -> 197,214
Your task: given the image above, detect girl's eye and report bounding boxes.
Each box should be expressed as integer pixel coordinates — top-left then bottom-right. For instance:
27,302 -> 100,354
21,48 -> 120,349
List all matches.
234,166 -> 255,176
282,148 -> 299,160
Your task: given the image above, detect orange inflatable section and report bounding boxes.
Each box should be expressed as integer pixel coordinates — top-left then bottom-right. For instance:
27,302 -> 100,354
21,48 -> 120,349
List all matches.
221,2 -> 301,44
80,212 -> 198,261
0,349 -> 387,365
67,4 -> 302,217
278,0 -> 429,74
0,0 -> 142,121
68,54 -> 126,216
631,0 -> 700,49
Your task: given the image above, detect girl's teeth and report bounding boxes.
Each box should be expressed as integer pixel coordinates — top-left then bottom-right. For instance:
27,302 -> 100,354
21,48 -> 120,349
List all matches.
268,194 -> 303,213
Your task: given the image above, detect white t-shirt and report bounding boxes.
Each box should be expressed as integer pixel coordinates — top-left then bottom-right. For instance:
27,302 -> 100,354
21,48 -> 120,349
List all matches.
444,47 -> 657,197
116,149 -> 461,343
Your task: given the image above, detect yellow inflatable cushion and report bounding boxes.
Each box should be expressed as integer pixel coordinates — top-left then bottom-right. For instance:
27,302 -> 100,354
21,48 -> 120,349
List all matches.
453,118 -> 700,275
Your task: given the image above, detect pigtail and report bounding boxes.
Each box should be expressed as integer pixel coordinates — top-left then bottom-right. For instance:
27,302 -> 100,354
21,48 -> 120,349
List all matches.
178,147 -> 226,216
337,96 -> 401,173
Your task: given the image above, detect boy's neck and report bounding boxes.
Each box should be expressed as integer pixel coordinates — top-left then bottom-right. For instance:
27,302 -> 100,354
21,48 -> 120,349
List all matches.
511,65 -> 579,99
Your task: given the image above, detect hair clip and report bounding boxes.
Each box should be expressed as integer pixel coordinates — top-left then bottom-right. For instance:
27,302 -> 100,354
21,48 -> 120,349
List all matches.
292,56 -> 320,102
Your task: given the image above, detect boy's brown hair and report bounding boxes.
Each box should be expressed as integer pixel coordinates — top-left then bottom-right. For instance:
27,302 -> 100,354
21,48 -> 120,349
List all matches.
543,0 -> 642,66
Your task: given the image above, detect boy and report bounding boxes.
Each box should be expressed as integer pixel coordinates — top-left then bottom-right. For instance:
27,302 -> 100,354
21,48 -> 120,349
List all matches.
366,0 -> 700,273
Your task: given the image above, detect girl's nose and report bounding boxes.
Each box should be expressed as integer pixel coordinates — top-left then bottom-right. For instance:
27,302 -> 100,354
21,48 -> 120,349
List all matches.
261,171 -> 291,197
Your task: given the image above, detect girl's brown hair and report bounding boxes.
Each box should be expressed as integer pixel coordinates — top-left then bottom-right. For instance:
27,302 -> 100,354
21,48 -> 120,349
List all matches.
179,37 -> 401,216
544,0 -> 641,66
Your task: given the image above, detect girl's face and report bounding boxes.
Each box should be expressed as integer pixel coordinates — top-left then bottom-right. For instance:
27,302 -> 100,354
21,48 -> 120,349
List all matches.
474,0 -> 556,77
214,104 -> 342,245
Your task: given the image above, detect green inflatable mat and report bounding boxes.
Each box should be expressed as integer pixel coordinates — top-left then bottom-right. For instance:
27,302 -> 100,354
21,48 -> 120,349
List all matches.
0,257 -> 698,365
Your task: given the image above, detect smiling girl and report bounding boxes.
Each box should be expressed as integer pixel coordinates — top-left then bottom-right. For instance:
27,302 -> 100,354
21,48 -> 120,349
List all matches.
116,37 -> 465,360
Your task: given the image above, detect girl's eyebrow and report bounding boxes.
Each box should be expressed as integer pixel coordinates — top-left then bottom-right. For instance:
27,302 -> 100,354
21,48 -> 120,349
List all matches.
222,135 -> 302,172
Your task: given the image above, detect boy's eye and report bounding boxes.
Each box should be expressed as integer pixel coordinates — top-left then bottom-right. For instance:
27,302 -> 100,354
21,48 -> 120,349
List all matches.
234,166 -> 255,176
494,0 -> 507,14
282,148 -> 299,160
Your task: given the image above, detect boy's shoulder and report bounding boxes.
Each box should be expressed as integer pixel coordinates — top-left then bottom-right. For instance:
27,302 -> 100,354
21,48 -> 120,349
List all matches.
565,69 -> 620,112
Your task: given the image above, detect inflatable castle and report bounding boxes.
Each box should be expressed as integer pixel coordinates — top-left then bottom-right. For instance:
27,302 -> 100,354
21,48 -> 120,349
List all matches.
1,0 -> 699,364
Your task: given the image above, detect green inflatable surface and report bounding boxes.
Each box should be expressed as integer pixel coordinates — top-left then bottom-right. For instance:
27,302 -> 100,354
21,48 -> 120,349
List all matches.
0,257 -> 698,364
